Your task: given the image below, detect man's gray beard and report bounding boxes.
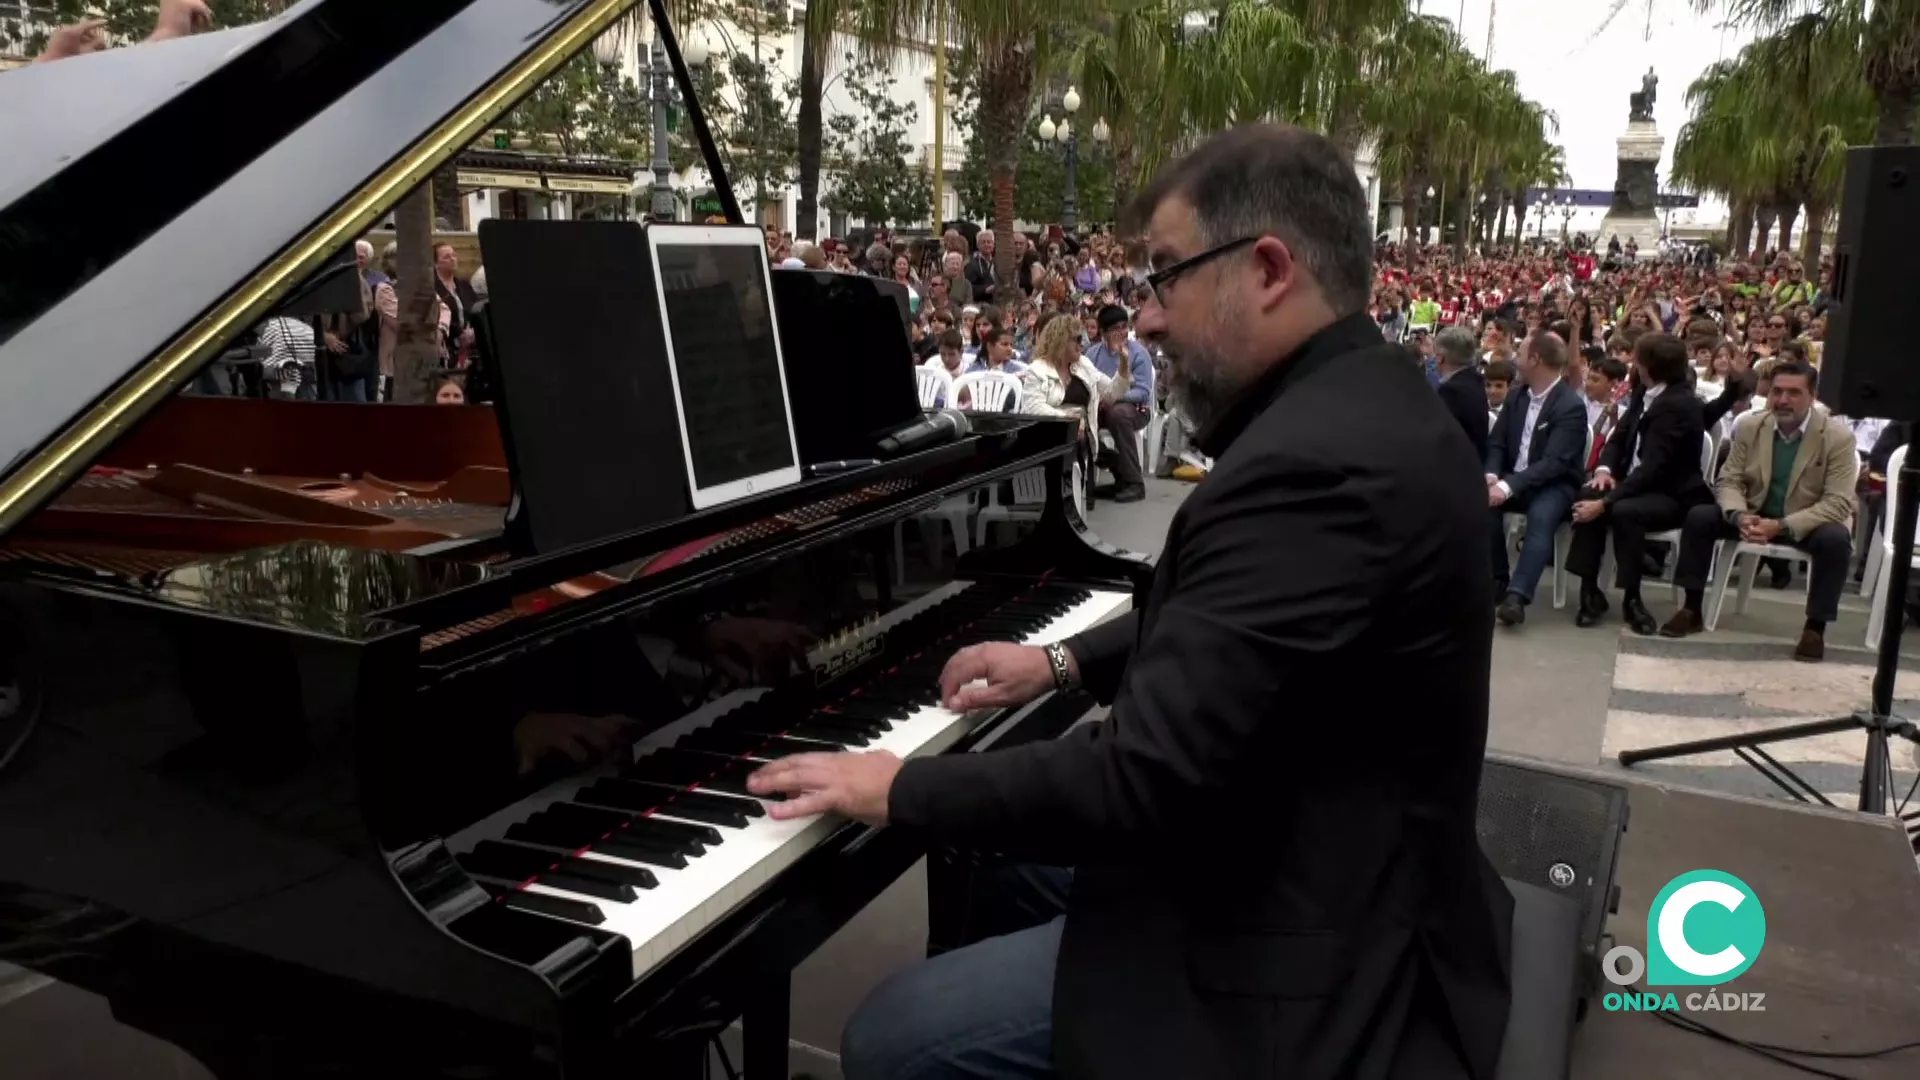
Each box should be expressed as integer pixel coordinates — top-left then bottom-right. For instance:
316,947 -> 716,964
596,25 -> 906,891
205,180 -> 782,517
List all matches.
1166,343 -> 1244,433
1163,300 -> 1246,432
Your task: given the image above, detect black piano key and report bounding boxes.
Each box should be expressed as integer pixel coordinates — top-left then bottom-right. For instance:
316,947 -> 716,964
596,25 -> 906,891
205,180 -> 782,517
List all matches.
677,770 -> 755,798
596,778 -> 766,818
621,746 -> 745,786
536,870 -> 637,903
678,727 -> 848,757
826,699 -> 910,723
462,840 -> 567,882
538,801 -> 634,830
534,802 -> 720,852
577,780 -> 754,828
847,685 -> 930,709
504,826 -> 691,871
726,720 -> 870,748
589,834 -> 689,869
803,713 -> 890,738
496,888 -> 605,926
504,819 -> 595,849
543,807 -> 721,850
619,811 -> 725,848
646,800 -> 750,829
557,856 -> 658,890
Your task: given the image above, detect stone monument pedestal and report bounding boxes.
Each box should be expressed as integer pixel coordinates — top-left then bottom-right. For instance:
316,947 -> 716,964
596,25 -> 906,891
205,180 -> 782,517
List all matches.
1600,119 -> 1664,251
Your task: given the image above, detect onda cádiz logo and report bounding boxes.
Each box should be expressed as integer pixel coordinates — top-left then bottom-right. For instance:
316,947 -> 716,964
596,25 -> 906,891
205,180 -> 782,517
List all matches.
1601,870 -> 1769,1014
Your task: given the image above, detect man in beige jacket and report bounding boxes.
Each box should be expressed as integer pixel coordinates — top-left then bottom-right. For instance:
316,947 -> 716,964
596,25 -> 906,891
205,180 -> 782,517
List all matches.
1659,359 -> 1857,660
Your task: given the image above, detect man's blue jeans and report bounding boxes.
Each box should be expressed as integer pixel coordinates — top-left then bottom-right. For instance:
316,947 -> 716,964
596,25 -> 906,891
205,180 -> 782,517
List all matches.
841,863 -> 1070,1080
1489,484 -> 1575,604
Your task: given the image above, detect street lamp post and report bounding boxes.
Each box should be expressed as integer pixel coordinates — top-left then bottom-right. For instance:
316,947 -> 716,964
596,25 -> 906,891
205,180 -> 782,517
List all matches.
595,23 -> 707,221
1424,185 -> 1436,245
1558,195 -> 1575,243
1038,87 -> 1106,234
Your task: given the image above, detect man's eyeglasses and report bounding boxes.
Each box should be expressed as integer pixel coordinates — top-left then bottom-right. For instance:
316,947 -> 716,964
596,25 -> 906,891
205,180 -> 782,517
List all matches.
1143,236 -> 1259,305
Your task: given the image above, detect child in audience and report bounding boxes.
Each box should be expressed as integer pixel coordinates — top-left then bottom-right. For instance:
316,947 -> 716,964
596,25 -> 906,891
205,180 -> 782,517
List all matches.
1483,358 -> 1516,414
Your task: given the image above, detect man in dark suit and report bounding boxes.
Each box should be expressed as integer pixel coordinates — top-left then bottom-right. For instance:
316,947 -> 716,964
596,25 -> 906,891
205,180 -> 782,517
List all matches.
749,124 -> 1511,1080
1566,333 -> 1711,634
1485,331 -> 1588,627
1433,325 -> 1488,462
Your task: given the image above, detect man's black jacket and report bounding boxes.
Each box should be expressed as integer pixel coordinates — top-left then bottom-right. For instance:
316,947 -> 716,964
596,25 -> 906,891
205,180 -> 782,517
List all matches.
892,313 -> 1513,1080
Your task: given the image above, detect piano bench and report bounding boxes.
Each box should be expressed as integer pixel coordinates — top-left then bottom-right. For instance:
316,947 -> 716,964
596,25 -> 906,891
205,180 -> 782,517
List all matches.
1494,878 -> 1582,1080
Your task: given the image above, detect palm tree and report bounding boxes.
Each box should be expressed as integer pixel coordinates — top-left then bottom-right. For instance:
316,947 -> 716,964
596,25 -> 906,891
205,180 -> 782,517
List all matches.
1672,12 -> 1873,260
1497,127 -> 1565,248
1372,16 -> 1545,251
1064,3 -> 1187,217
848,0 -> 1108,284
1693,0 -> 1920,144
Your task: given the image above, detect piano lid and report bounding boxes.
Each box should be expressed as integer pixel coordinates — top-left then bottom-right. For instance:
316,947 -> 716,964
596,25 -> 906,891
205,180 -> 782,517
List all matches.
0,0 -> 655,538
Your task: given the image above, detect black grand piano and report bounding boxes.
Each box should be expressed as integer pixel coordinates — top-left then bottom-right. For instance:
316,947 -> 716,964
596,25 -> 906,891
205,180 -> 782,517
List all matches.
0,2 -> 1149,1076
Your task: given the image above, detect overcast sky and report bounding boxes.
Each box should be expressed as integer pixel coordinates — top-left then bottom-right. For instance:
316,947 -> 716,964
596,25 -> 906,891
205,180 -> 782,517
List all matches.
1423,0 -> 1755,190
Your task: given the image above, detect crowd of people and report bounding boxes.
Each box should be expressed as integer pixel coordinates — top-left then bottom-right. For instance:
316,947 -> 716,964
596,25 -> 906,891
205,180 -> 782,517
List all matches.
1390,237 -> 1888,661
774,224 -> 1161,503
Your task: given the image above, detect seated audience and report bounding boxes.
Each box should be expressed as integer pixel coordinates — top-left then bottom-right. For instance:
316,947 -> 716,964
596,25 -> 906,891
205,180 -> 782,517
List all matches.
941,250 -> 974,306
1082,305 -> 1154,503
963,326 -> 1028,377
1021,313 -> 1124,462
1432,326 -> 1488,461
1567,334 -> 1711,634
1583,352 -> 1629,473
921,329 -> 968,407
1660,361 -> 1856,661
1486,331 -> 1588,627
1482,357 -> 1516,423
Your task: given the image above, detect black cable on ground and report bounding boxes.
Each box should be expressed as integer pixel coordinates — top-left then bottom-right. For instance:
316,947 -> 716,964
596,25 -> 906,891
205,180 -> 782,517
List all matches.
1639,983 -> 1920,1079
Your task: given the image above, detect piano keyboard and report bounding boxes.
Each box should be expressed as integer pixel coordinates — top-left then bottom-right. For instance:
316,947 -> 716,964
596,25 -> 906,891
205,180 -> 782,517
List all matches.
453,579 -> 1131,981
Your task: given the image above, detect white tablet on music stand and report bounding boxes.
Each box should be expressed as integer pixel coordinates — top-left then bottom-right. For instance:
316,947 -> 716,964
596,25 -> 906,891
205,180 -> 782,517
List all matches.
645,223 -> 804,510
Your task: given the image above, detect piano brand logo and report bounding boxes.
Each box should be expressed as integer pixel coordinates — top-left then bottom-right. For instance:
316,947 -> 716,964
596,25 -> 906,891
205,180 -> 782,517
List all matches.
1600,870 -> 1767,1014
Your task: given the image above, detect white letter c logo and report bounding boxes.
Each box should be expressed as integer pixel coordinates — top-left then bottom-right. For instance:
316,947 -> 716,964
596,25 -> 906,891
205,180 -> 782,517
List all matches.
1658,880 -> 1747,978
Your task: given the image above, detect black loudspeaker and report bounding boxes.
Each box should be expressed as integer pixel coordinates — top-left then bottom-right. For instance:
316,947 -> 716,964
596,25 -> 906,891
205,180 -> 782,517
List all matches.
1475,757 -> 1629,1005
1817,144 -> 1920,420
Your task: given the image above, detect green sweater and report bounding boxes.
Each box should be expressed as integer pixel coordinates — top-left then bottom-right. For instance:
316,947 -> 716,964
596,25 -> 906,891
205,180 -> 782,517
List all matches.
1760,430 -> 1803,520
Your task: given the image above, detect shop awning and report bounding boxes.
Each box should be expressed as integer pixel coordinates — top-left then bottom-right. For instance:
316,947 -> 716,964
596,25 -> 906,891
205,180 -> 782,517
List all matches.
454,149 -> 636,196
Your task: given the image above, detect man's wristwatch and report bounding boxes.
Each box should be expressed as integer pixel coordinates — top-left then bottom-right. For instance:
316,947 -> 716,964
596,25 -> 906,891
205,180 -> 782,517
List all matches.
1043,642 -> 1079,692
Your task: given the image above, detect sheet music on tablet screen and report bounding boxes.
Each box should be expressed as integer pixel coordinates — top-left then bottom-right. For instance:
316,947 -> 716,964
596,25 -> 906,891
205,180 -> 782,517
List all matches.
656,244 -> 795,488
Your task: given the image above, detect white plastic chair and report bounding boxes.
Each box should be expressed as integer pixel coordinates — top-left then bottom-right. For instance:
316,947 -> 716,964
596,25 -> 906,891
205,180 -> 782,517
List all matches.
1503,426 -> 1594,610
1863,444 -> 1916,647
974,466 -> 1053,546
915,365 -> 952,409
1582,431 -> 1716,604
893,370 -> 1007,584
1145,411 -> 1172,477
1704,435 -> 1859,632
1704,539 -> 1815,631
952,370 -> 1022,412
1642,431 -> 1719,556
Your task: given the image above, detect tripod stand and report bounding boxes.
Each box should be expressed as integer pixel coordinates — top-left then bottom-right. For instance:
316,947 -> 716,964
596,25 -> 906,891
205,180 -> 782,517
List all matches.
1618,447 -> 1920,845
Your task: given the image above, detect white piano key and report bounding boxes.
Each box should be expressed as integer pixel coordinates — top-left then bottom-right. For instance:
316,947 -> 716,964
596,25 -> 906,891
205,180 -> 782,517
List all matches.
470,584 -> 1133,982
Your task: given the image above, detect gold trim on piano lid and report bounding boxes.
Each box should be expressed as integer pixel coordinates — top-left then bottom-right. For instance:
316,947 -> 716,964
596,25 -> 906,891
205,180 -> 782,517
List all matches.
0,0 -> 644,536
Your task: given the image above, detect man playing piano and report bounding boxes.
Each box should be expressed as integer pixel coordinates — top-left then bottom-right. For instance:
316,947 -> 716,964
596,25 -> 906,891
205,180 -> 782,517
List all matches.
750,125 -> 1512,1080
